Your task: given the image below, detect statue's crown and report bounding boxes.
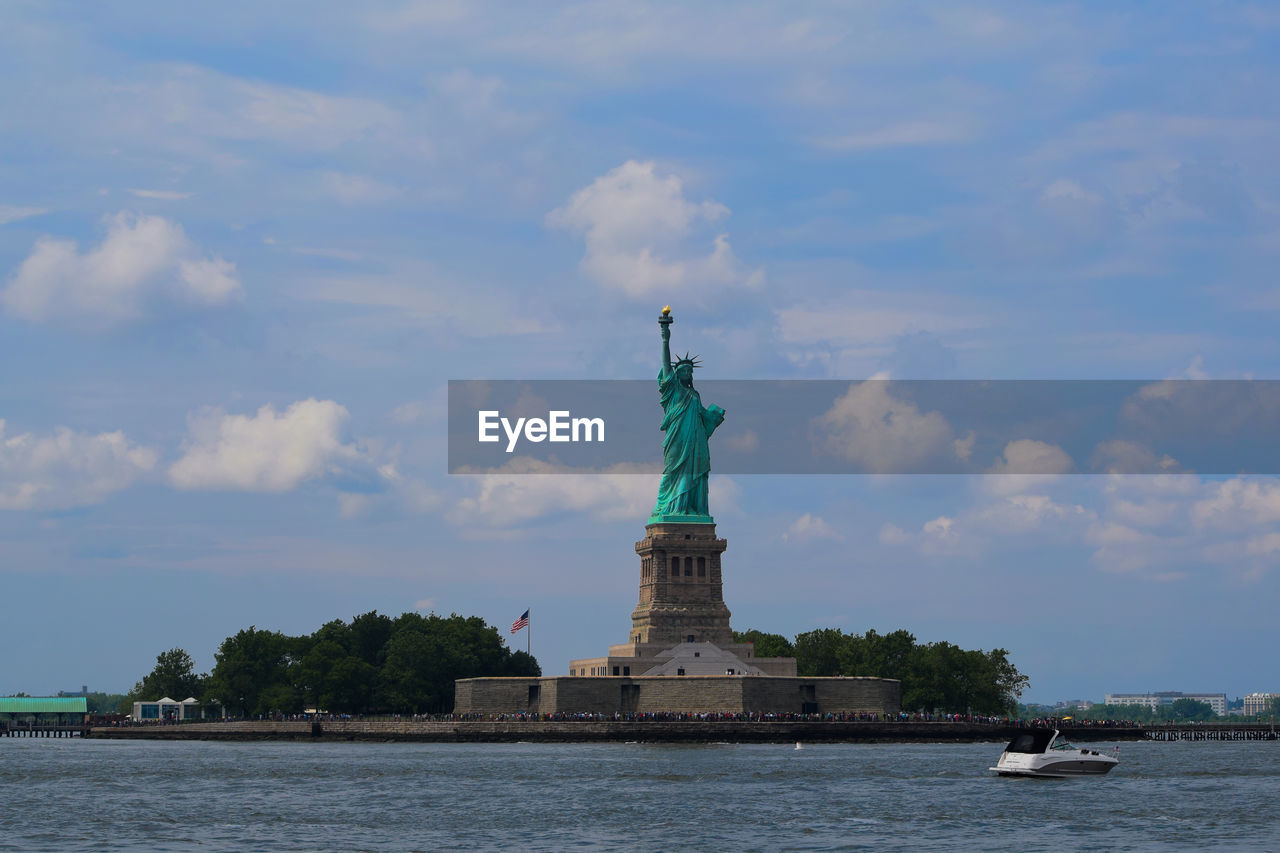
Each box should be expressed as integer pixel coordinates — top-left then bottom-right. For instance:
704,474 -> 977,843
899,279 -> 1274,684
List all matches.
673,352 -> 701,369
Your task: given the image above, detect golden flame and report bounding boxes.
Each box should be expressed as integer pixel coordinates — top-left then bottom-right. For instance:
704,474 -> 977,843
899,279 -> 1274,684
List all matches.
661,305 -> 671,315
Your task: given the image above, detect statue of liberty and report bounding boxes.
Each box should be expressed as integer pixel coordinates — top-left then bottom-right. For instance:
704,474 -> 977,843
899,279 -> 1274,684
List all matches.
649,307 -> 725,524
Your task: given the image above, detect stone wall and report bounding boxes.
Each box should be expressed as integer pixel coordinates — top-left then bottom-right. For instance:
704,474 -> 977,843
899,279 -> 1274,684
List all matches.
455,675 -> 900,716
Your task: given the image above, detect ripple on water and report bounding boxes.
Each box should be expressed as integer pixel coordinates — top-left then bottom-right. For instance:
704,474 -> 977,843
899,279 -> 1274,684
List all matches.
2,740 -> 1279,851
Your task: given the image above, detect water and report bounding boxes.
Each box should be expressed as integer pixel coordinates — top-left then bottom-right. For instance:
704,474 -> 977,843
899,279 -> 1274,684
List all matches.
1,738 -> 1277,851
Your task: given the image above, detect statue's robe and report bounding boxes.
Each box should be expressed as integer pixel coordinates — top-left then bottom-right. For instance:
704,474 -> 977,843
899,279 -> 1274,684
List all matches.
651,365 -> 724,519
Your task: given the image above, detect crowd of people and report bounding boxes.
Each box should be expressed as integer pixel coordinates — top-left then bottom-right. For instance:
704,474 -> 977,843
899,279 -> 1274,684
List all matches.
109,710 -> 1151,728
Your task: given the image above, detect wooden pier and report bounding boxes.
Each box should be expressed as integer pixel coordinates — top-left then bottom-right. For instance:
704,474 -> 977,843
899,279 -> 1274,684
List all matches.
0,722 -> 87,738
1141,723 -> 1278,742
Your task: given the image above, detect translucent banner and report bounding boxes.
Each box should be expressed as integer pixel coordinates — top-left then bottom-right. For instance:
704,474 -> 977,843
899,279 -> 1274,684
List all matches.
447,380 -> 1280,475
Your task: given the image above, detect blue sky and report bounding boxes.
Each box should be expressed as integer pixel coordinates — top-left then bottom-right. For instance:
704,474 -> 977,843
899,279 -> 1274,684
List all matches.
2,1 -> 1278,704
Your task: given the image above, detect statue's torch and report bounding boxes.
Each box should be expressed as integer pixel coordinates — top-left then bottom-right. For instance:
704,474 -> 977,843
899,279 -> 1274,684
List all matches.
659,304 -> 673,330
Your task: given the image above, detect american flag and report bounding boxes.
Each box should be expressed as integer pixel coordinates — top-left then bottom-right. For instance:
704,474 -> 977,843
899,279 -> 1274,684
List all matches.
510,609 -> 530,634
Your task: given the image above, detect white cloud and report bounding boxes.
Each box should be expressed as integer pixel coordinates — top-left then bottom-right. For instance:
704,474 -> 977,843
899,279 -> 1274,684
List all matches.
878,523 -> 911,546
337,493 -> 375,518
1090,440 -> 1182,475
923,516 -> 955,539
1085,518 -> 1180,575
1192,478 -> 1280,530
813,379 -> 955,474
451,458 -> 739,528
134,65 -> 404,153
1041,179 -> 1101,203
974,493 -> 1091,533
1245,533 -> 1280,557
0,206 -> 46,225
129,189 -> 193,200
782,513 -> 842,543
320,171 -> 403,204
909,493 -> 1092,556
1086,476 -> 1279,578
331,461 -> 444,519
985,439 -> 1074,494
882,473 -> 1280,581
179,257 -> 241,303
0,419 -> 157,510
453,458 -> 658,526
776,305 -> 966,348
394,475 -> 445,515
723,429 -> 759,454
390,396 -> 445,426
2,212 -> 242,325
815,119 -> 976,151
1107,496 -> 1181,527
304,266 -> 552,337
547,160 -> 762,297
169,399 -> 368,493
773,291 -> 981,373
430,69 -> 527,131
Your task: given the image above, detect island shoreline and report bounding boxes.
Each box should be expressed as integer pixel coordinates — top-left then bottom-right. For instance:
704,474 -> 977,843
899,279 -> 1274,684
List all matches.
81,720 -> 1152,743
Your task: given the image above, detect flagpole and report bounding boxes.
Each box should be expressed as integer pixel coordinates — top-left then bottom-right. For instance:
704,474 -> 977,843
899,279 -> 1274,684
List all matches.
528,609 -> 531,657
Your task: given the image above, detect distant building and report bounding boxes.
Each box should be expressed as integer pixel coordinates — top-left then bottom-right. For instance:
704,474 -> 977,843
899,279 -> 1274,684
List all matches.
57,685 -> 89,698
1105,691 -> 1227,715
1052,699 -> 1092,711
1242,693 -> 1278,715
131,697 -> 218,721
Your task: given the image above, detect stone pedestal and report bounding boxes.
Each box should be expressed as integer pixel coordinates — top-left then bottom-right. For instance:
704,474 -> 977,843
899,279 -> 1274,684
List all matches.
629,522 -> 732,647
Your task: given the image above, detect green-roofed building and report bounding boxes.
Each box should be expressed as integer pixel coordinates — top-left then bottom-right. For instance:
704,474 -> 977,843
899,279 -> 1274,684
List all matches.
0,696 -> 88,724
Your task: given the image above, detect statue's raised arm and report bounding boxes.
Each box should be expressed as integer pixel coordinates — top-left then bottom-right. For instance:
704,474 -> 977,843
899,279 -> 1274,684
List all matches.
659,304 -> 673,376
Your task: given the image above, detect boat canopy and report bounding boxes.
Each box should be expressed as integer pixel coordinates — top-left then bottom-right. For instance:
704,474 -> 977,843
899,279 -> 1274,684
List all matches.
1003,730 -> 1057,754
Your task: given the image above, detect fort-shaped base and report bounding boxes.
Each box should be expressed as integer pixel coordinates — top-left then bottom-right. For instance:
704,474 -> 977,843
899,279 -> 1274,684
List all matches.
567,521 -> 797,684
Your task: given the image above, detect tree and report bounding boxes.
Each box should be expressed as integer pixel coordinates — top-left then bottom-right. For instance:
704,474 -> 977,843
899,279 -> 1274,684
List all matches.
787,626 -> 1027,715
506,650 -> 541,677
127,648 -> 206,707
205,627 -> 294,716
378,629 -> 441,712
986,648 -> 1030,713
349,611 -> 394,667
194,610 -> 541,716
1270,696 -> 1280,717
1169,698 -> 1214,721
795,628 -> 849,676
1083,703 -> 1159,723
374,613 -> 525,713
86,692 -> 128,715
733,629 -> 795,660
860,629 -> 917,680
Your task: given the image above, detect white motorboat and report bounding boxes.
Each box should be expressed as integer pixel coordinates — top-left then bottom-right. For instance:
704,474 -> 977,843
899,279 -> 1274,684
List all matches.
990,729 -> 1119,778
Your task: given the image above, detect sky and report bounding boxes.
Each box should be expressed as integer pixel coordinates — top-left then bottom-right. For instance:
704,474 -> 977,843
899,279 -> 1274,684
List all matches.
1,1 -> 1278,705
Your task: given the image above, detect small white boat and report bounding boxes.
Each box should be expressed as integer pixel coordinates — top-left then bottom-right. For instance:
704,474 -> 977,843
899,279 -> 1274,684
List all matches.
990,729 -> 1118,778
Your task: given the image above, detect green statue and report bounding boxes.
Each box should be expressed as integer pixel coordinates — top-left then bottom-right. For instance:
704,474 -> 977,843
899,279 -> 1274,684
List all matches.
649,307 -> 725,524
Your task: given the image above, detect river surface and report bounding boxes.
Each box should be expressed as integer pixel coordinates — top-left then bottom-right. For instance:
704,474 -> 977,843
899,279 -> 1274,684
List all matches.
1,737 -> 1277,851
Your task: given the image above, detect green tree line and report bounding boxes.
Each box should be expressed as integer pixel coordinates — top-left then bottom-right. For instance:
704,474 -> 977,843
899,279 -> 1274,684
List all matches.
1025,696 -> 1280,723
734,627 -> 1029,716
124,611 -> 539,716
